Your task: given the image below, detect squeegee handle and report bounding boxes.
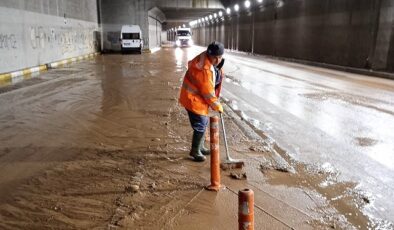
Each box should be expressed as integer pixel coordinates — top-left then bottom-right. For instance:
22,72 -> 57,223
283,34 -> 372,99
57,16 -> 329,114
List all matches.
220,113 -> 231,159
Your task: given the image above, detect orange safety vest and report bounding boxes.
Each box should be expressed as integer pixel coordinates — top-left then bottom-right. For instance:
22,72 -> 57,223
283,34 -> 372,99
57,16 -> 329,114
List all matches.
179,51 -> 223,115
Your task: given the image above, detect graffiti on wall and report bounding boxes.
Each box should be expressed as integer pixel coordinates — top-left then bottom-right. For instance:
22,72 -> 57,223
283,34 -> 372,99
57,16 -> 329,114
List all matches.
30,26 -> 46,49
0,33 -> 17,49
1,25 -> 97,74
29,26 -> 95,54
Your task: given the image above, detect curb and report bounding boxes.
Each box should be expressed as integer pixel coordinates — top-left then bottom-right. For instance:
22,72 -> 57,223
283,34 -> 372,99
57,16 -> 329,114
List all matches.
47,52 -> 100,69
256,53 -> 394,80
0,52 -> 100,85
224,49 -> 394,80
0,65 -> 47,84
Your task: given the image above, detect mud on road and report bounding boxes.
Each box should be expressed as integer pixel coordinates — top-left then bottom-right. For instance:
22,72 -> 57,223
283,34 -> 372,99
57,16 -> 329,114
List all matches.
0,49 -> 391,229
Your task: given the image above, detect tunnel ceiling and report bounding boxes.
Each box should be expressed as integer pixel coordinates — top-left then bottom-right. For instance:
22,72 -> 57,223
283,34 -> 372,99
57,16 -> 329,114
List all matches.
159,7 -> 223,22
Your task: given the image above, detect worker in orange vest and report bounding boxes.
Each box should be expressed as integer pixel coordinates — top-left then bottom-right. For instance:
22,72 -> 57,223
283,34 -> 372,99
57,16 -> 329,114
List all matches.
179,41 -> 225,162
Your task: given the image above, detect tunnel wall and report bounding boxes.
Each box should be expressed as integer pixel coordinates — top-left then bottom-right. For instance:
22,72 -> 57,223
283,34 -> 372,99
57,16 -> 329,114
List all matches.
0,0 -> 99,74
148,7 -> 165,49
148,16 -> 163,48
100,0 -> 165,52
192,0 -> 394,72
100,0 -> 148,52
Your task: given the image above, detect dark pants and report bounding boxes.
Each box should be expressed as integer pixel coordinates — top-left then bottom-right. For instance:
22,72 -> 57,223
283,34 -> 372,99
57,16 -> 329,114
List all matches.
187,110 -> 208,134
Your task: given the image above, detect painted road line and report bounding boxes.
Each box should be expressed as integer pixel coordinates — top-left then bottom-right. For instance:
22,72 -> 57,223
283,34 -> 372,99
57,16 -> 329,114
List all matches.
12,71 -> 24,77
0,65 -> 47,87
47,52 -> 100,69
0,52 -> 100,87
0,73 -> 11,85
50,62 -> 58,68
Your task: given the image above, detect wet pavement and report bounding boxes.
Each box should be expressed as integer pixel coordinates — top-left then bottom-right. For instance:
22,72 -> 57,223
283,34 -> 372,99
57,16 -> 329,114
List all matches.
0,46 -> 393,229
218,50 -> 394,225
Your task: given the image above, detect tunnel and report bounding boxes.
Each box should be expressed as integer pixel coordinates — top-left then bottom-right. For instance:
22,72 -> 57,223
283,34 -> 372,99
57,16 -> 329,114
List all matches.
0,1 -> 394,229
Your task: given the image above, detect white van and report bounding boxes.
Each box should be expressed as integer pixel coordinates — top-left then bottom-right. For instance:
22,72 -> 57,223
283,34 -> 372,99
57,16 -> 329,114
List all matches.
120,25 -> 143,54
175,28 -> 193,47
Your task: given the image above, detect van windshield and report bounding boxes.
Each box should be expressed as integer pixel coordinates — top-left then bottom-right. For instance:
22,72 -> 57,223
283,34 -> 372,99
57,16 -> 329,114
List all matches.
123,33 -> 140,39
177,31 -> 191,36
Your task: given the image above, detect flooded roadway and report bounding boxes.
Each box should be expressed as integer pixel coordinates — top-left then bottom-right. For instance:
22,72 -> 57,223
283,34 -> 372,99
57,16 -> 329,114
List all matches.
0,46 -> 393,229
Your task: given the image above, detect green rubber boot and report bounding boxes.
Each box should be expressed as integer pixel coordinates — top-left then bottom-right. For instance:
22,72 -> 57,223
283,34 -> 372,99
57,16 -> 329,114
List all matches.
189,131 -> 206,162
200,132 -> 210,156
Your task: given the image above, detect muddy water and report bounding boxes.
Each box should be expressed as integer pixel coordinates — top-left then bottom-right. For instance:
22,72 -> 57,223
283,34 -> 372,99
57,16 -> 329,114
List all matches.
0,47 -> 392,229
0,51 -> 197,228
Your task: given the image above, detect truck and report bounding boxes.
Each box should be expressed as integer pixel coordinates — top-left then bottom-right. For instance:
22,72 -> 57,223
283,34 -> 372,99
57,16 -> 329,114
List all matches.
120,25 -> 143,54
175,28 -> 193,47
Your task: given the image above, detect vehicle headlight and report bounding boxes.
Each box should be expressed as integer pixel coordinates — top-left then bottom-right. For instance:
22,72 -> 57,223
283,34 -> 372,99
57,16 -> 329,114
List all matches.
176,40 -> 181,46
188,39 -> 194,45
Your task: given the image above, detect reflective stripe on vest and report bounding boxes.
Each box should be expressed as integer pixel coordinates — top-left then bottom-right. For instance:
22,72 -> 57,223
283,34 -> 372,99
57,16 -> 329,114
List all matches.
182,81 -> 199,95
185,70 -> 199,87
183,81 -> 218,108
202,92 -> 216,100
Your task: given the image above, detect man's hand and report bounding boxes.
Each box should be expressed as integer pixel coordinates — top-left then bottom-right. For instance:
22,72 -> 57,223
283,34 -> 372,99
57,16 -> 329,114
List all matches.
217,104 -> 223,113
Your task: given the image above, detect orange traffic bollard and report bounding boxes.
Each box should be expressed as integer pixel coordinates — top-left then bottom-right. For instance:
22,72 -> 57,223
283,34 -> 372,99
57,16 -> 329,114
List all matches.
239,188 -> 254,230
206,116 -> 223,191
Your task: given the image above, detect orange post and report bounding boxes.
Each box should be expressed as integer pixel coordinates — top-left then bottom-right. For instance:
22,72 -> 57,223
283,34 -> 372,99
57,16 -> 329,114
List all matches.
239,189 -> 254,230
206,116 -> 222,191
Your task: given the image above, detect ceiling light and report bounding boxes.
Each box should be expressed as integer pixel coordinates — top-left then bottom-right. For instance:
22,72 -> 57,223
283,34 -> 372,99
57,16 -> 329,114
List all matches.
218,11 -> 223,17
245,0 -> 251,8
234,4 -> 239,11
214,13 -> 217,18
226,7 -> 231,14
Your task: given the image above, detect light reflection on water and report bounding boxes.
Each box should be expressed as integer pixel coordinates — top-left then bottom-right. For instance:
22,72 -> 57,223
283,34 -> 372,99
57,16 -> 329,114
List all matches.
174,48 -> 183,67
179,47 -> 394,173
365,143 -> 394,171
